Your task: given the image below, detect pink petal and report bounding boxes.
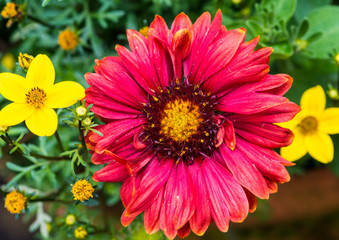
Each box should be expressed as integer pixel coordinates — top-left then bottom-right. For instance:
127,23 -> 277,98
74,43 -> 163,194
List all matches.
170,12 -> 193,35
150,15 -> 171,44
235,122 -> 294,148
144,187 -> 164,234
224,119 -> 236,150
219,144 -> 270,199
177,222 -> 191,239
92,161 -> 129,182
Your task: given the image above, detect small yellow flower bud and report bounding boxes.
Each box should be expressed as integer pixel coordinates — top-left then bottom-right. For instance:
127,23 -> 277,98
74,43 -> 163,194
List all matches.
58,29 -> 79,51
82,117 -> 92,127
1,53 -> 15,71
232,0 -> 242,5
74,226 -> 87,239
18,53 -> 34,70
295,39 -> 308,51
76,106 -> 87,117
71,179 -> 94,202
1,3 -> 17,18
65,214 -> 76,225
4,191 -> 27,214
328,88 -> 339,99
334,53 -> 339,66
139,26 -> 149,38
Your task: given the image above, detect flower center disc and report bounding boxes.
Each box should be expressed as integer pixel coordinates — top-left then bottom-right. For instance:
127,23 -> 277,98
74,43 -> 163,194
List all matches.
26,87 -> 47,109
160,99 -> 203,142
140,82 -> 219,163
299,116 -> 318,134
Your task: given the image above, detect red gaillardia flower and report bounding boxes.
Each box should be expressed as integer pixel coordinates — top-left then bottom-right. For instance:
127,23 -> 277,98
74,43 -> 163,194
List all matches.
85,11 -> 300,239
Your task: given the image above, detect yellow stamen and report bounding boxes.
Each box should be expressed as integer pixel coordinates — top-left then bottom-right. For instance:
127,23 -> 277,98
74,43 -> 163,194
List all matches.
160,99 -> 203,142
4,191 -> 27,214
26,87 -> 47,109
299,116 -> 318,134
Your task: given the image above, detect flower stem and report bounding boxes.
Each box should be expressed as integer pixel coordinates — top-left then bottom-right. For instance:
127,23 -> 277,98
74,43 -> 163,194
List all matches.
27,14 -> 54,28
54,130 -> 65,152
78,120 -> 89,159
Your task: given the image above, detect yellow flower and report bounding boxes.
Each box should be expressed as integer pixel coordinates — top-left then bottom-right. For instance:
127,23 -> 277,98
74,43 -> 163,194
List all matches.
1,3 -> 17,18
18,53 -> 34,70
335,53 -> 339,66
76,106 -> 87,117
71,179 -> 94,202
0,54 -> 85,136
65,214 -> 76,225
139,26 -> 149,38
58,29 -> 79,51
1,53 -> 15,71
4,191 -> 27,214
280,85 -> 339,163
74,226 -> 87,239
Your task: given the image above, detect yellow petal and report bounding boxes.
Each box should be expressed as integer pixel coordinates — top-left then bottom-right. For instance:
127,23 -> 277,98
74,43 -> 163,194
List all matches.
300,85 -> 325,116
26,54 -> 55,90
304,131 -> 333,163
0,103 -> 34,126
45,81 -> 85,108
25,107 -> 58,136
318,107 -> 339,134
280,127 -> 307,162
0,73 -> 28,103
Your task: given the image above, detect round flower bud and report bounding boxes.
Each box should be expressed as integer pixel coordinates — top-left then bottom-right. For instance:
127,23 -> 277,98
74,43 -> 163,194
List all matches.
65,214 -> 76,225
4,191 -> 27,214
71,179 -> 94,202
74,226 -> 87,239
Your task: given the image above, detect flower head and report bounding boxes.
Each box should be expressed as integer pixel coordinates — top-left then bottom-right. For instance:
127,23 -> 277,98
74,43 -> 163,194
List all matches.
74,226 -> 87,239
71,179 -> 94,202
58,29 -> 79,51
18,53 -> 34,70
1,2 -> 24,27
0,54 -> 85,136
139,26 -> 149,38
76,106 -> 87,117
1,53 -> 15,71
65,214 -> 76,225
280,85 -> 339,163
85,11 -> 299,239
4,190 -> 27,214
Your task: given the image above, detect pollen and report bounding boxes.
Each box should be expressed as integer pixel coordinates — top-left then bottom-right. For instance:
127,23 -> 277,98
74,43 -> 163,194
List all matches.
26,87 -> 47,109
58,29 -> 79,51
299,116 -> 318,134
71,179 -> 94,202
160,99 -> 203,142
4,191 -> 27,214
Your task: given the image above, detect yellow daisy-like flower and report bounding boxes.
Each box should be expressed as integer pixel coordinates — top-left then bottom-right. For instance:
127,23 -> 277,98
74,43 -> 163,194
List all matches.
58,29 -> 79,51
0,54 -> 85,136
4,191 -> 27,214
74,226 -> 88,239
71,179 -> 94,202
280,85 -> 339,163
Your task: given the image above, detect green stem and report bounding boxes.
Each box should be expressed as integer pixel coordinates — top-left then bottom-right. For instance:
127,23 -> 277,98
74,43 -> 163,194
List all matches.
54,130 -> 65,152
78,120 -> 89,159
27,15 -> 54,28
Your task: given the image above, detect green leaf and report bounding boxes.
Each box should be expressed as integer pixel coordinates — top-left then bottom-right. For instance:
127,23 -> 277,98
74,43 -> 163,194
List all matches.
303,6 -> 339,59
262,0 -> 297,22
294,0 -> 332,23
6,162 -> 27,172
41,0 -> 50,7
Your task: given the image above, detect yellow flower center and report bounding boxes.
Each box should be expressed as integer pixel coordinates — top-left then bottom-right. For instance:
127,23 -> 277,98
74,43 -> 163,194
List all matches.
160,99 -> 203,142
1,3 -> 17,18
74,226 -> 87,239
5,191 -> 27,214
139,26 -> 149,38
71,179 -> 94,202
58,29 -> 79,51
299,116 -> 318,134
26,87 -> 47,109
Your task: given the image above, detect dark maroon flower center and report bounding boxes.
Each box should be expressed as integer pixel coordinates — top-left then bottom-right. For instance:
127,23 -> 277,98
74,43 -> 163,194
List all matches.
140,82 -> 219,163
